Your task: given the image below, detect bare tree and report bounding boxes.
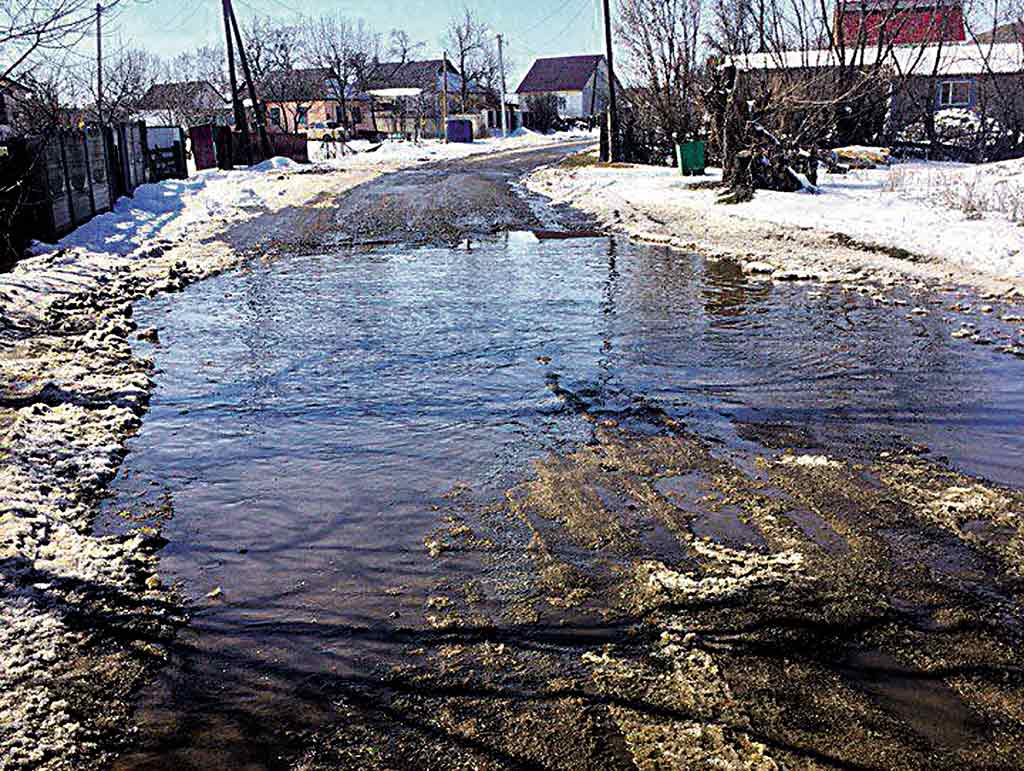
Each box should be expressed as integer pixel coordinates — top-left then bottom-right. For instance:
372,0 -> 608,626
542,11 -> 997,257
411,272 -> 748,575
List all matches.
617,0 -> 705,146
444,7 -> 497,111
305,16 -> 379,131
2,0 -> 119,81
89,45 -> 161,122
387,28 -> 424,63
241,14 -> 305,85
153,46 -> 230,127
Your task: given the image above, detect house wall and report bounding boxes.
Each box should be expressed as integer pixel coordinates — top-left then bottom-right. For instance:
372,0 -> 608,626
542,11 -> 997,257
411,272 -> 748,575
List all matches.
265,100 -> 342,132
581,59 -> 611,116
839,6 -> 965,45
888,71 -> 1024,134
520,90 -> 585,118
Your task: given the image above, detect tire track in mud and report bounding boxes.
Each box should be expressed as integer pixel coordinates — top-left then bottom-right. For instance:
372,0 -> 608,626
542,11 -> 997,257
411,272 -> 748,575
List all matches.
296,375 -> 1024,770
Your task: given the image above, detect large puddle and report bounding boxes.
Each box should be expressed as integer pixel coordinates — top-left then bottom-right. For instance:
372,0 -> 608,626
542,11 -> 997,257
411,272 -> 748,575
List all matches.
101,234 -> 1024,768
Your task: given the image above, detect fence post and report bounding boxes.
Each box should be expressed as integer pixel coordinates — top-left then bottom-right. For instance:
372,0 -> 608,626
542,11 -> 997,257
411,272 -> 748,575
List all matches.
81,130 -> 97,219
57,132 -> 77,227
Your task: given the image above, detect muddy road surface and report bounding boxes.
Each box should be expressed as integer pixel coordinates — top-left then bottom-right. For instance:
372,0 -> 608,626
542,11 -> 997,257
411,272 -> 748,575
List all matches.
81,145 -> 1024,769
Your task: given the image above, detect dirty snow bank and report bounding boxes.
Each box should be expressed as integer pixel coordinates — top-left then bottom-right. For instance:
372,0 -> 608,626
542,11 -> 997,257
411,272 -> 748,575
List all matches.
30,158 -> 326,259
526,155 -> 1024,287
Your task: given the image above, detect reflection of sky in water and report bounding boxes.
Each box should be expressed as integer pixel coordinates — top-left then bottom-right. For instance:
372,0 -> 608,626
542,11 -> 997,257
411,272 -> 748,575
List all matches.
103,234 -> 1024,769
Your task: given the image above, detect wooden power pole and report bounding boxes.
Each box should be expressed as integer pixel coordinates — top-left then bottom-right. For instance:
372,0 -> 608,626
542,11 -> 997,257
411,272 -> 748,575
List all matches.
441,51 -> 449,142
95,3 -> 103,125
223,0 -> 251,165
601,0 -> 619,162
227,0 -> 272,160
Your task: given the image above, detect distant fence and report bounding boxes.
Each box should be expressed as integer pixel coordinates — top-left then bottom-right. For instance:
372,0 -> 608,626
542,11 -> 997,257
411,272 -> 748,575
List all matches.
189,126 -> 309,170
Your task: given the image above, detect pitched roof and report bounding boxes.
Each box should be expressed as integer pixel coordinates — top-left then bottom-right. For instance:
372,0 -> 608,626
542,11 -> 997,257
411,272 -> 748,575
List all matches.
261,67 -> 334,102
516,55 -> 604,93
365,59 -> 461,92
140,80 -> 224,109
733,41 -> 1024,75
977,20 -> 1024,43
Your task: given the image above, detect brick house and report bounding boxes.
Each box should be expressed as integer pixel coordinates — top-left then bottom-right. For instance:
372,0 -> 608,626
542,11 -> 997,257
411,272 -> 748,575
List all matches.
735,0 -> 1024,153
260,68 -> 343,133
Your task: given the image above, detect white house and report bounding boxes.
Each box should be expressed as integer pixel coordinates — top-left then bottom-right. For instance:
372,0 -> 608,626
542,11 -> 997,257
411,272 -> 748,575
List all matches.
515,54 -> 611,120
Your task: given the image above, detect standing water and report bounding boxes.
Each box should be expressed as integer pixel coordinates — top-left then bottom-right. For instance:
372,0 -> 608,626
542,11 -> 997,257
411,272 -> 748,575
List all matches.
101,233 -> 1024,768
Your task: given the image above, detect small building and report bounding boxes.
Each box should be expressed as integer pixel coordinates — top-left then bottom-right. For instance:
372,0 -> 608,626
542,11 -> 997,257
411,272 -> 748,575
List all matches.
353,58 -> 479,139
977,19 -> 1024,43
138,81 -> 229,127
261,67 -> 343,132
515,54 -> 611,120
260,59 -> 488,140
0,76 -> 33,134
735,41 -> 1024,152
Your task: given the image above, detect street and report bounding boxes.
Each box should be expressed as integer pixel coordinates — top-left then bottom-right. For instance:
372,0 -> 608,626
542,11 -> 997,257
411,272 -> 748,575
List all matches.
80,144 -> 1024,770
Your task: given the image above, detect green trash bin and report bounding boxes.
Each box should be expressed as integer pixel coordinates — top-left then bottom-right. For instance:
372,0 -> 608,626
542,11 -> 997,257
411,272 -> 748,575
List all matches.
675,139 -> 706,176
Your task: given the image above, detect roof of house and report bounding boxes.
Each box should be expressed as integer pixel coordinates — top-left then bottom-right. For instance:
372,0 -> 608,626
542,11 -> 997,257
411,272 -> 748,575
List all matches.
836,0 -> 960,9
140,80 -> 224,109
733,41 -> 1024,75
366,59 -> 459,91
261,60 -> 469,103
261,68 -> 335,102
977,20 -> 1024,43
516,55 -> 604,93
0,75 -> 31,95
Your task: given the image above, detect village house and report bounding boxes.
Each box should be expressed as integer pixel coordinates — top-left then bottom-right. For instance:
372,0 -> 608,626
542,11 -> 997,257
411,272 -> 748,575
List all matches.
138,80 -> 229,127
260,59 -> 492,140
735,0 -> 1024,154
355,58 -> 477,139
515,54 -> 612,121
261,67 -> 343,133
0,76 -> 33,134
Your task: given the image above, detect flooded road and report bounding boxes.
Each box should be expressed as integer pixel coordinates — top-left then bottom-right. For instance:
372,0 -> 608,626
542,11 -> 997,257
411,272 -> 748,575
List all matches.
99,228 -> 1024,769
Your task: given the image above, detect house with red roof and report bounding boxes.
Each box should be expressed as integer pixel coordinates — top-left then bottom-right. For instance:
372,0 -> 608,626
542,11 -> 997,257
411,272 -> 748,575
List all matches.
515,54 -> 612,120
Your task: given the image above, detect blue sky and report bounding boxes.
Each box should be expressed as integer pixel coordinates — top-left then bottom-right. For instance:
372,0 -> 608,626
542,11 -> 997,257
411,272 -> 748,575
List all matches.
103,0 -> 609,85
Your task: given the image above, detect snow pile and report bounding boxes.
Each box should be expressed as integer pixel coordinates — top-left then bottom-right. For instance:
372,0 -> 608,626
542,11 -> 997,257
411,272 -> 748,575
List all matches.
529,156 -> 1024,281
32,163 -> 323,259
252,155 -> 305,172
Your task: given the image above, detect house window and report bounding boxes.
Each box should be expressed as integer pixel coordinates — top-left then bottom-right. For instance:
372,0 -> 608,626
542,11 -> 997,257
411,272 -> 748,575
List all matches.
557,96 -> 567,111
269,107 -> 281,126
939,80 -> 972,108
351,107 -> 362,124
296,106 -> 309,127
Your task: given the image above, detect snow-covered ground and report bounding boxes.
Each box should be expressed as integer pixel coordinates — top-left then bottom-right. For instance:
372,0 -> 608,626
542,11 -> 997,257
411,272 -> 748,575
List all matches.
307,127 -> 595,167
527,153 -> 1024,283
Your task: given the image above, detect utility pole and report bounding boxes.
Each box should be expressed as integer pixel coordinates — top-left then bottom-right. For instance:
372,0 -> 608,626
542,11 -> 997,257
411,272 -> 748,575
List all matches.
222,0 -> 251,165
441,51 -> 449,142
227,0 -> 272,159
601,0 -> 619,162
496,33 -> 508,136
95,3 -> 103,125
